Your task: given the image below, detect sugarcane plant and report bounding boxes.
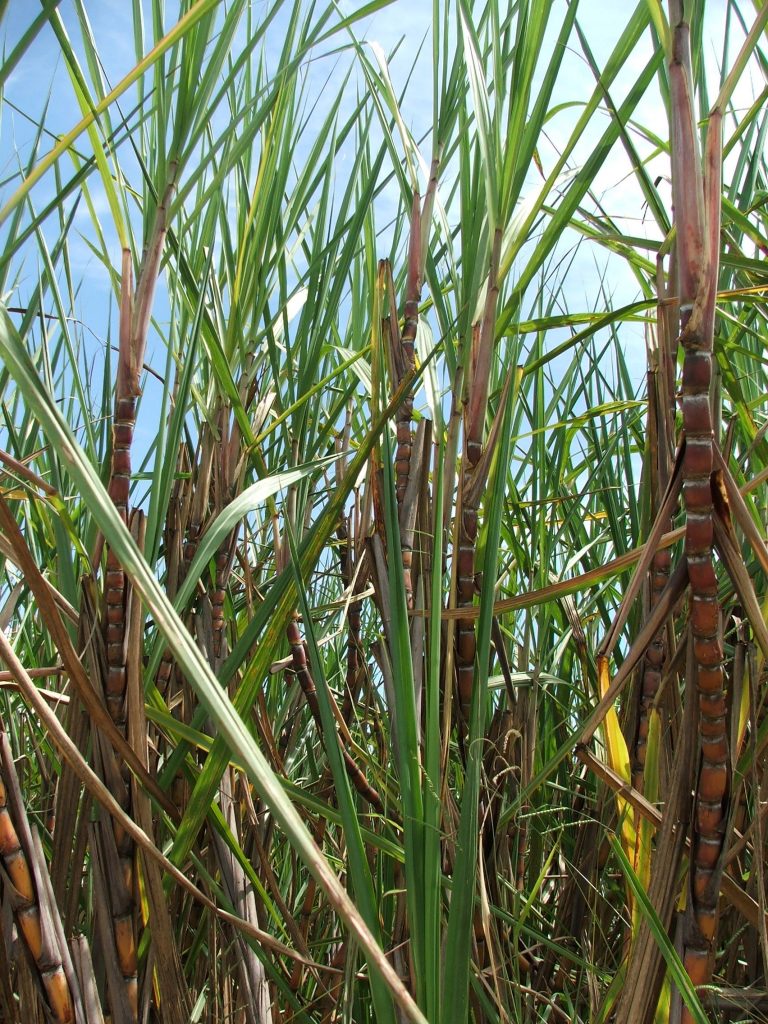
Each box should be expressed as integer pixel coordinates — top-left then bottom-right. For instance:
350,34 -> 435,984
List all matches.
0,1 -> 768,1023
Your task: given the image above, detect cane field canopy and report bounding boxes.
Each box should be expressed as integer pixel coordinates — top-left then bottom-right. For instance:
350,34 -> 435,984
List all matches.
0,2 -> 768,1023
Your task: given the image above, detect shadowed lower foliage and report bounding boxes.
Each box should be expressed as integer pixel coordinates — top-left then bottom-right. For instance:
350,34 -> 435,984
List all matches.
0,2 -> 767,1022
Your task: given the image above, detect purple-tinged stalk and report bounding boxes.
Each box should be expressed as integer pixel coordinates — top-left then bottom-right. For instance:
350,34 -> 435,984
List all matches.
456,226 -> 503,726
394,191 -> 422,511
337,514 -> 366,723
383,195 -> 425,615
101,175 -> 176,1023
106,178 -> 175,728
632,262 -> 677,790
668,2 -> 729,1008
286,613 -> 384,814
288,813 -> 327,993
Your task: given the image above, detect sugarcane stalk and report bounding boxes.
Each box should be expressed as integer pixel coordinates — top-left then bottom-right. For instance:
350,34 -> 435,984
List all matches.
155,444 -> 190,698
288,813 -> 327,993
211,537 -> 236,663
0,728 -> 78,1023
456,226 -> 503,725
394,191 -> 422,512
104,248 -> 135,729
286,613 -> 384,814
319,940 -> 348,1024
669,2 -> 729,1005
337,515 -> 366,723
632,269 -> 677,790
100,174 -> 176,1023
383,193 -> 427,614
106,176 -> 176,726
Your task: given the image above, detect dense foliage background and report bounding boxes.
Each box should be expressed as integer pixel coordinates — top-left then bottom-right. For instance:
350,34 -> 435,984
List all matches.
0,2 -> 767,1022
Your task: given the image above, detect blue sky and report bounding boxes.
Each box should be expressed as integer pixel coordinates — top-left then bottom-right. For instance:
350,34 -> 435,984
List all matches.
0,0 -> 755,422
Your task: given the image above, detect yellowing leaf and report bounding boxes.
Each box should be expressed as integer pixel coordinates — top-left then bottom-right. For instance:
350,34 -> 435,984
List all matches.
633,708 -> 660,929
597,656 -> 636,861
